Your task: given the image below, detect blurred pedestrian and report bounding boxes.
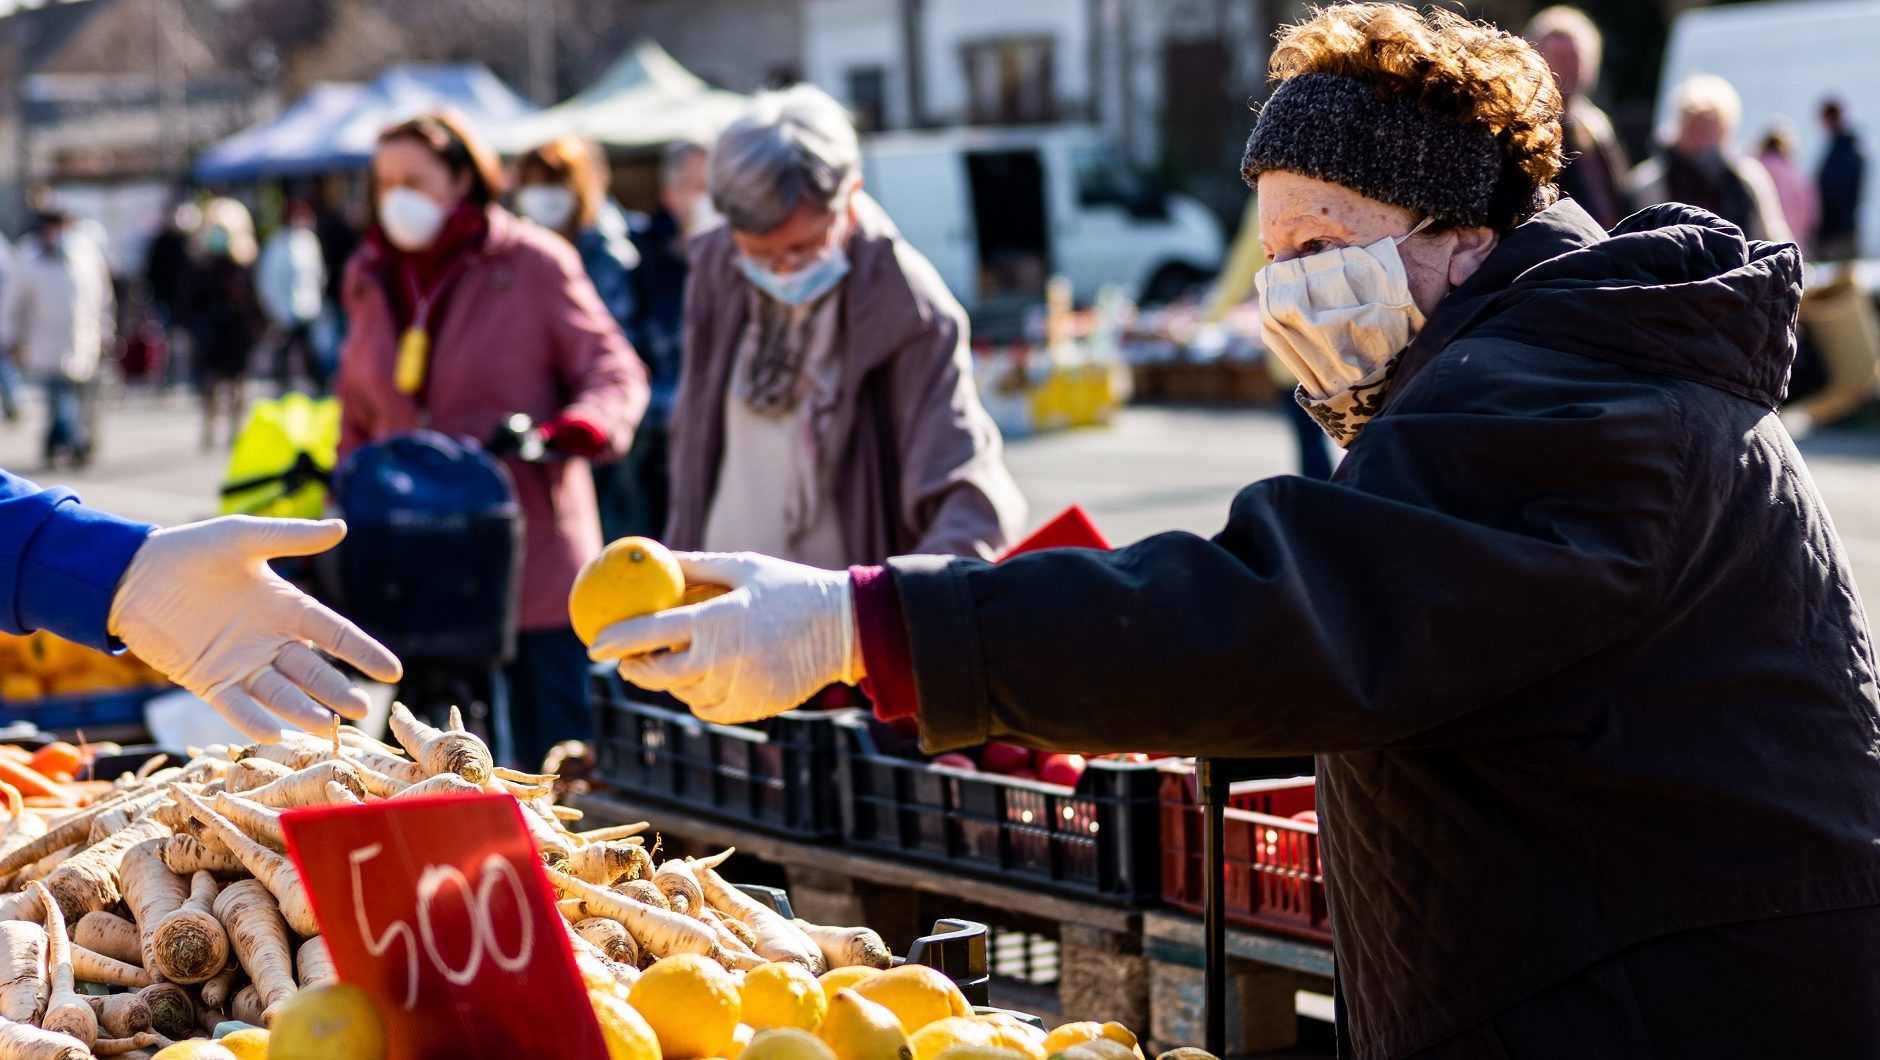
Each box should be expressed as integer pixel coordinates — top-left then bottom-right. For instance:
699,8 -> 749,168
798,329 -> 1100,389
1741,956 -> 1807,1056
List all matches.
623,138 -> 715,541
670,85 -> 1024,568
1631,74 -> 1790,243
1526,5 -> 1630,229
143,200 -> 199,392
1816,98 -> 1865,263
188,198 -> 265,450
1757,123 -> 1820,256
514,136 -> 645,543
0,210 -> 114,469
0,235 -> 19,423
336,111 -> 647,768
256,199 -> 329,395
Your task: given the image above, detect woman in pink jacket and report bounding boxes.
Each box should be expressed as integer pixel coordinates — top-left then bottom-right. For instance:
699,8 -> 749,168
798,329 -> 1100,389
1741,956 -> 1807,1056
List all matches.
337,112 -> 648,767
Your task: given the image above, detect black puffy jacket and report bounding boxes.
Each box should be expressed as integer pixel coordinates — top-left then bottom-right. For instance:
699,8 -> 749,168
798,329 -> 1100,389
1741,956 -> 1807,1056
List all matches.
885,200 -> 1880,1057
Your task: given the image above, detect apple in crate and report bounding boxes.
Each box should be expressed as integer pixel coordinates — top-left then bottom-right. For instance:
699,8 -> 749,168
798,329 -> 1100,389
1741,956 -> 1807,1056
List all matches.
1035,752 -> 1087,788
980,741 -> 1032,775
1292,810 -> 1319,825
932,753 -> 977,771
1007,767 -> 1038,781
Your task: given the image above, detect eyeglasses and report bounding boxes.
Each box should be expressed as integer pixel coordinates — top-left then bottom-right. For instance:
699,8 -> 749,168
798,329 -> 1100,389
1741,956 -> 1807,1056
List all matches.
738,200 -> 847,274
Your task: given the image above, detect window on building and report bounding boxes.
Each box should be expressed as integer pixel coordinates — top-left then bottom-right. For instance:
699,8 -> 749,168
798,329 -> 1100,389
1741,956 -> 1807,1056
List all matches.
962,38 -> 1056,126
848,66 -> 888,132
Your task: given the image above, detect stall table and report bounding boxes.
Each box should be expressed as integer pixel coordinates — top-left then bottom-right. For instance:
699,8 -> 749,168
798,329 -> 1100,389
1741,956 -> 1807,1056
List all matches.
570,789 -> 1335,1054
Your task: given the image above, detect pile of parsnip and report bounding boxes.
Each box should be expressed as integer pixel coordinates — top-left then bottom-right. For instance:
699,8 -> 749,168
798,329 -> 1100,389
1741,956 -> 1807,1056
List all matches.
0,704 -> 893,1059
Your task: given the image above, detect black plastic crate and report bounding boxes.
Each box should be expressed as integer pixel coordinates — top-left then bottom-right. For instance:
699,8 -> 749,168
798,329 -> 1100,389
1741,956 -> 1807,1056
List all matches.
589,670 -> 852,840
834,714 -> 1163,904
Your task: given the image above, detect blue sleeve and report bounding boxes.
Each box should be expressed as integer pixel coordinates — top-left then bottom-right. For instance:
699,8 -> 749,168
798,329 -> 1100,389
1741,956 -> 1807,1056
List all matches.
0,471 -> 153,650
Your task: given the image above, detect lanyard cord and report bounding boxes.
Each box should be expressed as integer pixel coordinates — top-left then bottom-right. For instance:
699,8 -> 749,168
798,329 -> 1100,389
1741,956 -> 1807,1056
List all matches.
393,254 -> 472,401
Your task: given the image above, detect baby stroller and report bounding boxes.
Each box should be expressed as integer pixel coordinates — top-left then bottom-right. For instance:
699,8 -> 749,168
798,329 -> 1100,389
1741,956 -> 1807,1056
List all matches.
332,429 -> 524,763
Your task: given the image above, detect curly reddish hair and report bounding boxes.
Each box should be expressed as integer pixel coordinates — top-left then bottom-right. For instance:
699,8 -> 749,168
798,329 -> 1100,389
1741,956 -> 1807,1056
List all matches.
1269,3 -> 1565,231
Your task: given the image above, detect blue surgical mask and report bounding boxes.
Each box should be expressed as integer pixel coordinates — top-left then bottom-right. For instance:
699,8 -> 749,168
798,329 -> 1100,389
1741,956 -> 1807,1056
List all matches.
738,248 -> 851,306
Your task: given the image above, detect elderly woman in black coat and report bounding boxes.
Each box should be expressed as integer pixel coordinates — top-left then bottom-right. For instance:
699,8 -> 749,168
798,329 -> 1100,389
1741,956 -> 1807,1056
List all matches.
591,5 -> 1880,1056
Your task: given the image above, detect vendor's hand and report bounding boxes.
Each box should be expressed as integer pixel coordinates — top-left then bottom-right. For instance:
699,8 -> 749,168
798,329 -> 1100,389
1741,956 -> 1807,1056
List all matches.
587,552 -> 864,724
107,516 -> 403,742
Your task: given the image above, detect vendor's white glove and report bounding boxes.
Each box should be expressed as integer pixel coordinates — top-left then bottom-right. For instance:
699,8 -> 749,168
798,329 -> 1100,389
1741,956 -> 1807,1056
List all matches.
587,552 -> 864,724
107,516 -> 403,742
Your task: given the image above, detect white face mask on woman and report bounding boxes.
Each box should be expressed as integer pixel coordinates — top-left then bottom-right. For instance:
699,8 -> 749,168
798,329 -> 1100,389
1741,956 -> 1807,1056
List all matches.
1255,217 -> 1433,447
515,185 -> 577,231
378,187 -> 448,252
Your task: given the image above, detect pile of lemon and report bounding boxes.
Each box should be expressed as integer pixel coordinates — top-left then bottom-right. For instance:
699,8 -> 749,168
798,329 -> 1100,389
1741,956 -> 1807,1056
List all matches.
586,952 -> 1159,1060
0,629 -> 165,702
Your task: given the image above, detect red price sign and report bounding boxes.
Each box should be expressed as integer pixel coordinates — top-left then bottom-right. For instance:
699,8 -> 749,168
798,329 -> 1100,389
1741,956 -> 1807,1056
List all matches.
281,792 -> 607,1060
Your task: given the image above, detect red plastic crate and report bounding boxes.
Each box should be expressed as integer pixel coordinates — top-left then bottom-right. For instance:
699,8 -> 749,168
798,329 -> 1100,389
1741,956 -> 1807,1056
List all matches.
1158,767 -> 1330,943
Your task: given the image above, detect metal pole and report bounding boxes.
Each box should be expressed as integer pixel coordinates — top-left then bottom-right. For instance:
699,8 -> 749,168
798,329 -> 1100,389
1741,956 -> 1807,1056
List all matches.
1200,757 -> 1228,1056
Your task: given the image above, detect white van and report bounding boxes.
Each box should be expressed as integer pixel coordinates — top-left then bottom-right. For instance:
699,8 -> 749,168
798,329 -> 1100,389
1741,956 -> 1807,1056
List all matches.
1657,0 -> 1880,257
862,125 -> 1224,318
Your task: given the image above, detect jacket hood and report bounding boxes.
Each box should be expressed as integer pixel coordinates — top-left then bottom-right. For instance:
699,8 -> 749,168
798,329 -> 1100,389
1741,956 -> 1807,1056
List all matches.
1421,199 -> 1803,409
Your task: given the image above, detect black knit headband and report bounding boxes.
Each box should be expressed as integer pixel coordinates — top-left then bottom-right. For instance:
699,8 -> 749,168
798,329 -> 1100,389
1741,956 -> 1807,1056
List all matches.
1242,73 -> 1502,228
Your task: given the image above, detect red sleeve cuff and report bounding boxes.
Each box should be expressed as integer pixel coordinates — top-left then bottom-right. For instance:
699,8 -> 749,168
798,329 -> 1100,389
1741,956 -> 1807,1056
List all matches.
544,414 -> 609,457
850,564 -> 920,723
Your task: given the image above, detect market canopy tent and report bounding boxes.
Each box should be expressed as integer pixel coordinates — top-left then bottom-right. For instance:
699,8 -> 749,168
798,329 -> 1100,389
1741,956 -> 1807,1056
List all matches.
195,64 -> 535,183
489,40 -> 748,152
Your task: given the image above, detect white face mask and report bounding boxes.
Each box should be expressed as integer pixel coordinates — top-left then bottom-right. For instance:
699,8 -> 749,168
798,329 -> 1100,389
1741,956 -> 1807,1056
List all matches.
1256,217 -> 1433,447
515,185 -> 577,231
379,187 -> 447,252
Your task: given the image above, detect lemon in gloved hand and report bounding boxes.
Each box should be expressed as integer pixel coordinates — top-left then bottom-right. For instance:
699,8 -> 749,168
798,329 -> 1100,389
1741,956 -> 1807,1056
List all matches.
588,552 -> 864,725
569,537 -> 688,645
107,516 -> 402,742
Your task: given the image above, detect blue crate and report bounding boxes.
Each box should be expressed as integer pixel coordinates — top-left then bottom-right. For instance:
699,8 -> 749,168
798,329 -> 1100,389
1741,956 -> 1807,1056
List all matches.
0,687 -> 158,735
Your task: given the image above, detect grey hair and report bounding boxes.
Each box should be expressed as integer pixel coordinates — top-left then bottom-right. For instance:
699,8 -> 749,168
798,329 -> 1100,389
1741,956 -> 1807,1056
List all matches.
710,84 -> 859,234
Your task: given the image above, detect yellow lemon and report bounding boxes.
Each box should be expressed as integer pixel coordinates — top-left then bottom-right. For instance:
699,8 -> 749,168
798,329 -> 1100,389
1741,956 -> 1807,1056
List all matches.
591,989 -> 663,1060
850,965 -> 970,1033
744,961 -> 829,1032
1050,1043 -> 1138,1060
743,1027 -> 840,1060
1042,1023 -> 1142,1058
682,583 -> 732,606
153,1044 -> 239,1060
268,983 -> 385,1060
220,1027 -> 271,1060
973,1016 -> 1046,1060
569,536 -> 687,644
628,952 -> 743,1059
582,957 -> 636,1005
934,1049 -> 1032,1060
819,966 -> 883,1002
818,988 -> 912,1060
909,1016 -> 999,1060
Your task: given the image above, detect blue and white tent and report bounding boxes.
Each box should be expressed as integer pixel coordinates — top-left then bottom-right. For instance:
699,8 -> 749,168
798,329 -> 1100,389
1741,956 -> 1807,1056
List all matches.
195,64 -> 535,183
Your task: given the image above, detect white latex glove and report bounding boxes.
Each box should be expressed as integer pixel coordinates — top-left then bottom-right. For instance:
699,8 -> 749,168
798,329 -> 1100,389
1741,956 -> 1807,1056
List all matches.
107,516 -> 403,742
587,552 -> 864,724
